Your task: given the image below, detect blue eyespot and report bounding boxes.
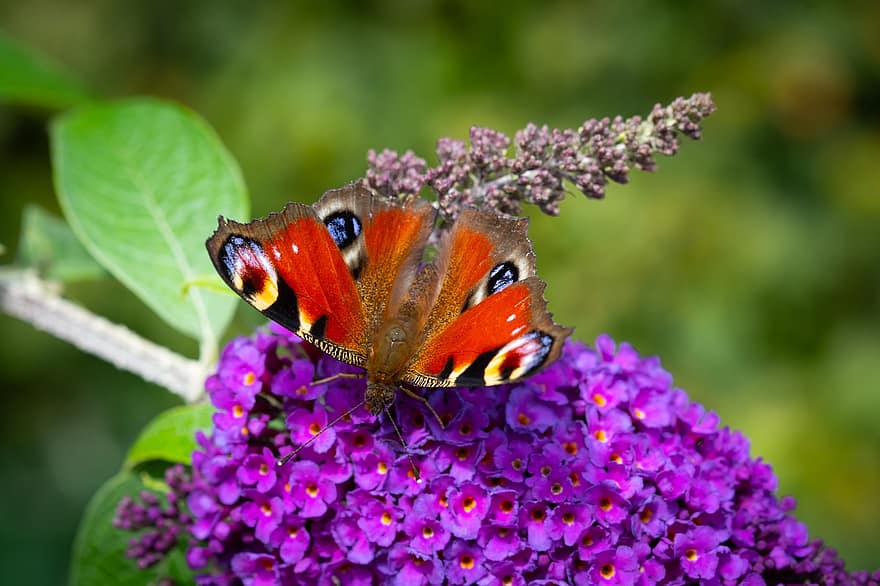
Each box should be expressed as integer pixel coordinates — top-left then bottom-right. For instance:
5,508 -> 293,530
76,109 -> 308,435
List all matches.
324,211 -> 362,249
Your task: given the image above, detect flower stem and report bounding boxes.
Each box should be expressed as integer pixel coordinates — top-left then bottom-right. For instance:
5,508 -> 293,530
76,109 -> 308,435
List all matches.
0,269 -> 204,402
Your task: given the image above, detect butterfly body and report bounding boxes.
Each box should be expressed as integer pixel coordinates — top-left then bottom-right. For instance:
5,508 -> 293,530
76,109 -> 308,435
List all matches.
207,183 -> 571,415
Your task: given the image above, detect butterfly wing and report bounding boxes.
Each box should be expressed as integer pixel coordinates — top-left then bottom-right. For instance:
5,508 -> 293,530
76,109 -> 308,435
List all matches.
404,210 -> 572,387
206,182 -> 434,367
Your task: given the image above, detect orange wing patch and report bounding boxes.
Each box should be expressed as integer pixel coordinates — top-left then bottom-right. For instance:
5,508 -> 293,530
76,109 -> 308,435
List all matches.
406,278 -> 566,387
267,216 -> 365,348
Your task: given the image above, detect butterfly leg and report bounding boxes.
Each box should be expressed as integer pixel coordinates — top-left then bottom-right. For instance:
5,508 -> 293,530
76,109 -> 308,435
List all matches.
311,372 -> 365,386
399,385 -> 445,430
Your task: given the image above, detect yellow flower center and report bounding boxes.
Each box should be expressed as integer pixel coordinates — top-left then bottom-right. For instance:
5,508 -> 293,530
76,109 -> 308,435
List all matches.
422,526 -> 434,538
377,461 -> 388,475
517,412 -> 531,425
563,441 -> 578,455
258,463 -> 268,476
599,497 -> 613,512
308,422 -> 321,435
462,496 -> 476,513
600,563 -> 615,579
306,484 -> 319,498
633,407 -> 646,420
380,511 -> 393,526
232,404 -> 244,418
592,392 -> 607,407
459,555 -> 475,570
594,429 -> 608,443
563,512 -> 575,525
685,548 -> 698,562
243,371 -> 256,386
260,503 -> 272,516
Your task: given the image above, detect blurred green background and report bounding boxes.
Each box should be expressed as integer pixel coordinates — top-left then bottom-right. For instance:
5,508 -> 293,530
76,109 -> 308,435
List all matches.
1,1 -> 878,583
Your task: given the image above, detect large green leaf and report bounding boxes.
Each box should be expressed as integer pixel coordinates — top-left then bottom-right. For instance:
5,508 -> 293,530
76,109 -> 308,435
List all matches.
17,205 -> 105,282
70,472 -> 193,586
0,33 -> 90,108
51,98 -> 249,346
125,403 -> 214,469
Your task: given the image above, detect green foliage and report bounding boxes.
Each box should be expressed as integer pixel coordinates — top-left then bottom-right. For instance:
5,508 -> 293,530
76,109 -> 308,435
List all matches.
51,99 -> 249,345
16,205 -> 105,282
0,33 -> 91,108
125,403 -> 214,469
69,472 -> 192,586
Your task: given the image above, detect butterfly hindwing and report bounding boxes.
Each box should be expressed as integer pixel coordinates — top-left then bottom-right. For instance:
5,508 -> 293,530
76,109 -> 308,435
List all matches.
313,184 -> 435,334
404,210 -> 571,387
206,198 -> 369,366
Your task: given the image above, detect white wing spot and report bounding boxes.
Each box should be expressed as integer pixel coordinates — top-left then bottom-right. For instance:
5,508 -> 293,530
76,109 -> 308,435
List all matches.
506,313 -> 517,322
291,243 -> 300,254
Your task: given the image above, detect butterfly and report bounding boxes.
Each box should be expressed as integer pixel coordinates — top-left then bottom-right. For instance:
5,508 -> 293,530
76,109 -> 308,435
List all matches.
206,182 -> 571,454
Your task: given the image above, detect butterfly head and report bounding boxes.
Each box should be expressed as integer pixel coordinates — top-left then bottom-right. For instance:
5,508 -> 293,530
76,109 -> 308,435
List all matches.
365,382 -> 396,416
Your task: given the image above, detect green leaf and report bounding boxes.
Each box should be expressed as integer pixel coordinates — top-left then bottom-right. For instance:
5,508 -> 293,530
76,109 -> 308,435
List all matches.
70,472 -> 194,586
0,33 -> 90,108
125,403 -> 214,469
51,98 -> 249,346
17,204 -> 106,281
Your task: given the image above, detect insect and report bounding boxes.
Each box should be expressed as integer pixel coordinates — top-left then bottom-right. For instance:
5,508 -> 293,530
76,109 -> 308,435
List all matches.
206,182 -> 571,466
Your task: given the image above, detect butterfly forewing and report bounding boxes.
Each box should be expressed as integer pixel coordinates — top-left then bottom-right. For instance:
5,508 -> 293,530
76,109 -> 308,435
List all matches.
207,200 -> 369,366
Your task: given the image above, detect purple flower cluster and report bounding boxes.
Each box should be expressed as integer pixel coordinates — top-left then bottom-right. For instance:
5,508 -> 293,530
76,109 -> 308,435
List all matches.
116,328 -> 878,585
364,93 -> 716,224
114,464 -> 191,569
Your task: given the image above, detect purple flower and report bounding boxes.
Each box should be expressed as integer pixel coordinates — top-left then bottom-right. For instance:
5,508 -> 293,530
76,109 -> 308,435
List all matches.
116,329 -> 876,585
445,481 -> 490,539
236,448 -> 277,493
356,497 -> 401,547
445,540 -> 487,585
230,552 -> 278,586
674,525 -> 726,579
287,460 -> 337,518
582,545 -> 639,585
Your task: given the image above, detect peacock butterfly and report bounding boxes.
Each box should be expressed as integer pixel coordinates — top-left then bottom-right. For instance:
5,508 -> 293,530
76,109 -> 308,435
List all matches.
206,182 -> 571,451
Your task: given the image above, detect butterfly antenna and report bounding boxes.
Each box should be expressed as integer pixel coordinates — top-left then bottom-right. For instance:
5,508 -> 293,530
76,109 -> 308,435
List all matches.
310,372 -> 364,386
386,406 -> 422,484
276,398 -> 366,467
